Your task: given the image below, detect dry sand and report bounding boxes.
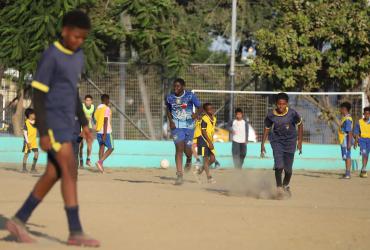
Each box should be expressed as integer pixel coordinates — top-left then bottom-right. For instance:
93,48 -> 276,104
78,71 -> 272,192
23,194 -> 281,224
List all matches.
0,163 -> 370,250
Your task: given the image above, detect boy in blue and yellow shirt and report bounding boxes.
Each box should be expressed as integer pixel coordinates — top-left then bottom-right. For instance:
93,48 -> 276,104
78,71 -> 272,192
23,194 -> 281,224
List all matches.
6,11 -> 99,247
22,108 -> 38,173
338,102 -> 353,179
354,106 -> 370,178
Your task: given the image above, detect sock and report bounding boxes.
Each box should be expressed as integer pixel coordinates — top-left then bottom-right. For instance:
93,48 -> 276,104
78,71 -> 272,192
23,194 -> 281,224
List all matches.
31,158 -> 37,170
65,206 -> 83,234
275,169 -> 283,187
22,155 -> 28,170
15,193 -> 41,223
283,171 -> 292,187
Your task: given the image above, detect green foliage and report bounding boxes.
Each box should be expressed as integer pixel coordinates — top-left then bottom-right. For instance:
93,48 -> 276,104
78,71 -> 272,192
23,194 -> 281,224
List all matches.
0,0 -> 105,84
252,0 -> 370,91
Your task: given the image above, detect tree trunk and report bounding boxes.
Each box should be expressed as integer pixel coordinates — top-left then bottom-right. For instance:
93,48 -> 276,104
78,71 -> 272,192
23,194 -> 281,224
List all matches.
137,70 -> 156,139
11,89 -> 24,136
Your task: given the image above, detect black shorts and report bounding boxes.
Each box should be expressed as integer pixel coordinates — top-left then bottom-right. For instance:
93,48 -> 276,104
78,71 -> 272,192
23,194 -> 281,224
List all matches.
22,146 -> 38,154
197,137 -> 213,157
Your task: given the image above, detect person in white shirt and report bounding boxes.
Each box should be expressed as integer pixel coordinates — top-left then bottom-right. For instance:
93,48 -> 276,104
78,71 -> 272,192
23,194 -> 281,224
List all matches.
229,108 -> 249,168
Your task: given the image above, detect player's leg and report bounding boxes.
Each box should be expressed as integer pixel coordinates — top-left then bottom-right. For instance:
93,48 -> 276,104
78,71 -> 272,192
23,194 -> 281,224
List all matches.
232,141 -> 240,168
282,152 -> 294,197
7,157 -> 60,243
183,129 -> 194,172
96,134 -> 114,173
86,133 -> 93,167
22,152 -> 29,172
239,143 -> 247,168
272,149 -> 285,198
192,142 -> 201,167
174,142 -> 185,185
360,139 -> 369,177
204,151 -> 216,183
30,149 -> 39,173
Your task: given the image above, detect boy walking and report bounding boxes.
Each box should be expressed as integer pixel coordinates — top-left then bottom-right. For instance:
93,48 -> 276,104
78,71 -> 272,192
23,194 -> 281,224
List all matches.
229,108 -> 249,168
22,108 -> 38,173
94,94 -> 114,173
338,102 -> 353,179
79,95 -> 95,168
354,106 -> 370,178
166,78 -> 202,185
194,103 -> 217,184
6,10 -> 99,246
261,93 -> 303,199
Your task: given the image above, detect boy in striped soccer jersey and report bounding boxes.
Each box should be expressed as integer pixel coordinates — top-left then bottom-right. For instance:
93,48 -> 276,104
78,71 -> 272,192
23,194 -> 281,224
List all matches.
6,10 -> 99,247
338,102 -> 353,179
22,108 -> 38,173
354,106 -> 370,178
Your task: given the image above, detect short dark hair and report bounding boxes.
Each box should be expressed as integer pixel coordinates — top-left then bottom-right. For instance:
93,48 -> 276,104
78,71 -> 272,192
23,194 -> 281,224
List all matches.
62,10 -> 91,30
203,103 -> 212,110
25,108 -> 34,119
85,94 -> 93,100
235,108 -> 243,114
101,94 -> 110,102
364,106 -> 370,113
173,78 -> 185,86
275,92 -> 289,103
340,102 -> 351,112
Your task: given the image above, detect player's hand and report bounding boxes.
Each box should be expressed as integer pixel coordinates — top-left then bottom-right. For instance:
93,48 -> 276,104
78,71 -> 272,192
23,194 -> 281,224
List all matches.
81,126 -> 93,145
40,135 -> 52,151
169,121 -> 176,130
297,141 -> 303,155
209,143 -> 214,150
260,144 -> 266,158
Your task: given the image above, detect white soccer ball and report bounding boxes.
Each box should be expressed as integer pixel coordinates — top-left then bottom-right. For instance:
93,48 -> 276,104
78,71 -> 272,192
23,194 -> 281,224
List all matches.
160,159 -> 170,169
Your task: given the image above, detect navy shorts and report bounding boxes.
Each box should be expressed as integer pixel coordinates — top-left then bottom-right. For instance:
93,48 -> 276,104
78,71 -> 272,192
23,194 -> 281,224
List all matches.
197,137 -> 214,157
273,150 -> 295,173
97,133 -> 114,149
48,128 -> 74,152
341,147 -> 351,160
359,138 -> 370,157
171,128 -> 194,147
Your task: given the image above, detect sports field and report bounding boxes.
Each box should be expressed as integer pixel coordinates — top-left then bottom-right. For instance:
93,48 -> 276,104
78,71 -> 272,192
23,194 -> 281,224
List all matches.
0,164 -> 369,250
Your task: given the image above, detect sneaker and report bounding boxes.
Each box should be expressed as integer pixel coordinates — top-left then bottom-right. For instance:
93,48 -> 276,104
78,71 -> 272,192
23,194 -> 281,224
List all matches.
283,186 -> 292,198
30,169 -> 38,174
6,217 -> 36,243
95,160 -> 104,173
21,168 -> 28,173
276,187 -> 285,200
214,161 -> 221,169
360,171 -> 368,178
86,159 -> 92,168
67,233 -> 100,247
343,174 -> 351,179
184,162 -> 192,173
174,174 -> 184,185
207,176 -> 216,184
192,169 -> 202,184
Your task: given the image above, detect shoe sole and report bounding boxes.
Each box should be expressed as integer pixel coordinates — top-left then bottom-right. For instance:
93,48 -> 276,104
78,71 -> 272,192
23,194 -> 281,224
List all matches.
6,220 -> 36,243
67,239 -> 100,247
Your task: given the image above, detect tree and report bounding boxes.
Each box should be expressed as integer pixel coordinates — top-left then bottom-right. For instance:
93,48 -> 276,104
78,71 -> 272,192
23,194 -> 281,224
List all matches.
0,0 -> 106,135
252,0 -> 370,137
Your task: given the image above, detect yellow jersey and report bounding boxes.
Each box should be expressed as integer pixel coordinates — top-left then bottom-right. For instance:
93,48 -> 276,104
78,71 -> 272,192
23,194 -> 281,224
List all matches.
358,119 -> 370,138
23,119 -> 38,151
193,119 -> 202,143
338,115 -> 353,144
200,114 -> 217,154
94,104 -> 109,132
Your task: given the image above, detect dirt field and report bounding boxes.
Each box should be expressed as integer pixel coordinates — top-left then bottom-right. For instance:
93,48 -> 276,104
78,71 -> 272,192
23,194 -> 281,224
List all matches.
0,163 -> 370,250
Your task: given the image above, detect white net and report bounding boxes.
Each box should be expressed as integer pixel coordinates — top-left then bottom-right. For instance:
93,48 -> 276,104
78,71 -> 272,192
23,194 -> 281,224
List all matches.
192,90 -> 365,144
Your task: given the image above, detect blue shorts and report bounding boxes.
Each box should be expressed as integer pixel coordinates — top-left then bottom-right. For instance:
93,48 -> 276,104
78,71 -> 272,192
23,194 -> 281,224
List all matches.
272,150 -> 295,173
171,128 -> 194,147
359,138 -> 370,157
48,128 -> 74,152
341,147 -> 351,160
97,133 -> 114,149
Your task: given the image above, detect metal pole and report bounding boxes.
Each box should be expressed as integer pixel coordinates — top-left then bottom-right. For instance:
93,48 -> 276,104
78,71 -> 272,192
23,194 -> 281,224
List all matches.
229,0 -> 237,122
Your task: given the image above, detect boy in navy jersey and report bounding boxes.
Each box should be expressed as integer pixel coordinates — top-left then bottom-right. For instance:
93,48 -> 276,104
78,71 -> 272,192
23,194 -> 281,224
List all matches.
261,93 -> 303,199
6,11 -> 99,247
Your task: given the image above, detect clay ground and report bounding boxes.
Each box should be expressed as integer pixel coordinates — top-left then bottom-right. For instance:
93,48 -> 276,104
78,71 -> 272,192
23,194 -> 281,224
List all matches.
0,163 -> 370,250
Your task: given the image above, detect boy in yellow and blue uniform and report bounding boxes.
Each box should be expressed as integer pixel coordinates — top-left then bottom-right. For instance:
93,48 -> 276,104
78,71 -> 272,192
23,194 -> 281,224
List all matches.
338,102 -> 353,179
195,103 -> 217,184
354,106 -> 370,178
22,108 -> 38,173
6,11 -> 99,247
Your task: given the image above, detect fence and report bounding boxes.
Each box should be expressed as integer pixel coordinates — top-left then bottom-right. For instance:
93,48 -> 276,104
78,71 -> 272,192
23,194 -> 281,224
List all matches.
1,62 -> 364,144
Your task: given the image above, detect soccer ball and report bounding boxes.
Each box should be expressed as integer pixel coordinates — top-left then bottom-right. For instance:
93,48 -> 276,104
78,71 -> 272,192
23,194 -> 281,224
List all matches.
160,159 -> 170,169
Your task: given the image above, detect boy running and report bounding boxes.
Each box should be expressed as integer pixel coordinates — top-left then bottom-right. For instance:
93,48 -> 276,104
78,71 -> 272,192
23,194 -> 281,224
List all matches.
338,102 -> 353,179
261,93 -> 303,199
94,94 -> 114,173
166,78 -> 202,185
194,103 -> 217,184
6,10 -> 99,247
22,108 -> 38,173
354,106 -> 370,178
79,95 -> 95,168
